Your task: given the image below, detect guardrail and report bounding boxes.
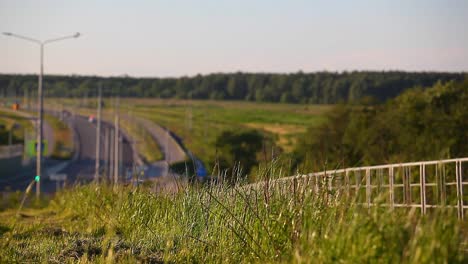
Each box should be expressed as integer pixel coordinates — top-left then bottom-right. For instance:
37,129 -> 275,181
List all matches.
255,157 -> 468,219
0,144 -> 23,159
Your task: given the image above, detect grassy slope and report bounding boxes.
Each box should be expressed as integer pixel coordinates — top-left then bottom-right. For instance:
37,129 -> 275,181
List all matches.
119,116 -> 163,163
0,109 -> 34,145
0,181 -> 466,263
44,114 -> 74,160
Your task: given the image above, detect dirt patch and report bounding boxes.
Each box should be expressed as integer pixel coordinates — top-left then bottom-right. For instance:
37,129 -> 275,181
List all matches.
245,123 -> 305,151
245,123 -> 306,135
57,238 -> 102,262
41,227 -> 69,237
139,252 -> 164,264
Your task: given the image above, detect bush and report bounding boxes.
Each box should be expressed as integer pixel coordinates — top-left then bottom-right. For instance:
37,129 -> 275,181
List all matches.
215,129 -> 263,181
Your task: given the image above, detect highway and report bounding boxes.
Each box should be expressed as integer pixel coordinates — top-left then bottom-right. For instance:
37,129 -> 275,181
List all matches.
0,113 -> 134,193
1,108 -> 208,194
125,115 -> 207,178
122,115 -> 185,177
60,114 -> 134,183
0,109 -> 57,192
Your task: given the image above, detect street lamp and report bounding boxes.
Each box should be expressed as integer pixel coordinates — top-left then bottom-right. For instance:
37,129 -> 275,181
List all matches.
3,32 -> 80,197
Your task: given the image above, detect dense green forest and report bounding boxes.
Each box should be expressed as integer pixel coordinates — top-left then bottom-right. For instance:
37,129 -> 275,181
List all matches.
0,71 -> 464,103
293,78 -> 468,171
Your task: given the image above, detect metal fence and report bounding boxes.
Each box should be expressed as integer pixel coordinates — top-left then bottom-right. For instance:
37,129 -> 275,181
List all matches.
0,144 -> 23,159
274,157 -> 468,219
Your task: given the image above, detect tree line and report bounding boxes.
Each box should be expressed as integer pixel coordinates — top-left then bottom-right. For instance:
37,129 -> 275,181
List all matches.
0,71 -> 465,104
292,78 -> 468,172
204,78 -> 468,181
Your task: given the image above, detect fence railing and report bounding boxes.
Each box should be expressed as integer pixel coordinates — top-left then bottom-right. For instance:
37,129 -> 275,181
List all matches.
0,144 -> 23,159
263,158 -> 468,220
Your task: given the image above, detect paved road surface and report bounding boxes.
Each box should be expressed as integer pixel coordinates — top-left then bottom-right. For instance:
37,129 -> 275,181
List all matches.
0,113 -> 134,193
61,115 -> 134,183
42,120 -> 55,156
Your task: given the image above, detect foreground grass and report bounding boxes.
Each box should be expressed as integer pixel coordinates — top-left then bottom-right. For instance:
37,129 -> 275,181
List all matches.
0,179 -> 466,263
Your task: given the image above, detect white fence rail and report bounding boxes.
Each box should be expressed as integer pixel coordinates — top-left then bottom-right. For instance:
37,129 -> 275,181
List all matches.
0,144 -> 23,159
264,158 -> 468,219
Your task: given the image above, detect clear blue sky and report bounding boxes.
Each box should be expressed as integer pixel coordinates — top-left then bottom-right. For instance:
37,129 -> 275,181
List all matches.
1,0 -> 467,77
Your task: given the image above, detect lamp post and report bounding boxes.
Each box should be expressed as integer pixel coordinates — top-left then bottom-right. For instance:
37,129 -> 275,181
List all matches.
3,32 -> 80,197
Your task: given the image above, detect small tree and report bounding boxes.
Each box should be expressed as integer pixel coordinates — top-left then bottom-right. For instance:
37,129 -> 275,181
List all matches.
215,129 -> 263,182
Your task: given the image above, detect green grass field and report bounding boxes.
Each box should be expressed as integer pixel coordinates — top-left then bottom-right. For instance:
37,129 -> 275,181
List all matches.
120,99 -> 332,169
0,179 -> 466,263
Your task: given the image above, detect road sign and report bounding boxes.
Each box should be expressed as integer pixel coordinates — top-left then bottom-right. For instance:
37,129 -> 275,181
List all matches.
49,173 -> 67,181
26,140 -> 48,157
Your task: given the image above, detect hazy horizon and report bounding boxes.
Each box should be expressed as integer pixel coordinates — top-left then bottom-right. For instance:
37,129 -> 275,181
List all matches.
1,69 -> 467,80
2,0 -> 468,77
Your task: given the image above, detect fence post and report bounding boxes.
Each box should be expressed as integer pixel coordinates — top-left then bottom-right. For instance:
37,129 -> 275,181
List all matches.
461,161 -> 465,220
366,168 -> 371,207
440,163 -> 447,205
389,166 -> 394,210
420,163 -> 426,215
404,166 -> 412,205
456,160 -> 464,220
378,168 -> 383,194
458,160 -> 465,220
315,175 -> 319,194
356,170 -> 361,199
409,167 -> 412,205
345,169 -> 350,197
402,166 -> 407,204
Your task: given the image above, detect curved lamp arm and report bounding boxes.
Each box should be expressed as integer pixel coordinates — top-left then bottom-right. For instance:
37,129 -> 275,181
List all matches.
3,32 -> 81,45
44,32 -> 81,45
3,32 -> 41,44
